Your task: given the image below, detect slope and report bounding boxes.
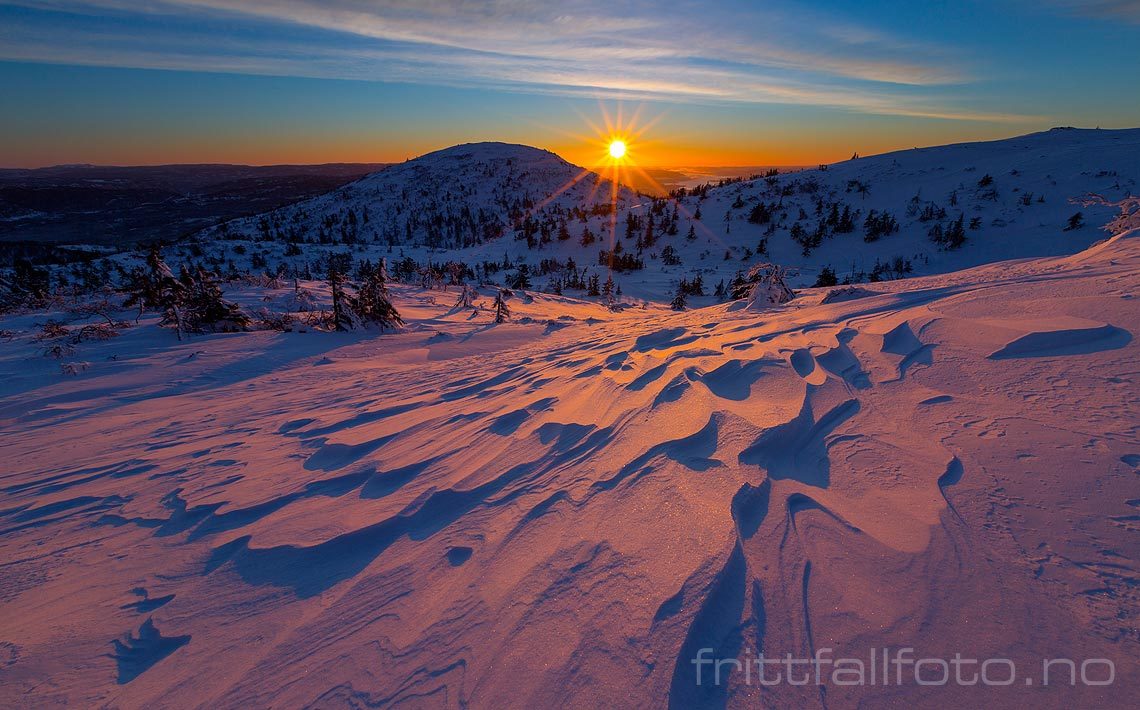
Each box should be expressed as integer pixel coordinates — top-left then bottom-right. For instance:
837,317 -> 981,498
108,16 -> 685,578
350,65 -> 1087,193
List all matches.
1,224 -> 1138,706
167,129 -> 1140,305
214,142 -> 638,251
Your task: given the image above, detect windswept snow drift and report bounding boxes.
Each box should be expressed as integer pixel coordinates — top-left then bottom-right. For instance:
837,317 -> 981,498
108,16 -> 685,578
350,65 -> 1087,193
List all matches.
2,227 -> 1139,706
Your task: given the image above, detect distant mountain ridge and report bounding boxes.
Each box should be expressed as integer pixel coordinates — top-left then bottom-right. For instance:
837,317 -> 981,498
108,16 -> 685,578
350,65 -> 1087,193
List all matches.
0,163 -> 390,249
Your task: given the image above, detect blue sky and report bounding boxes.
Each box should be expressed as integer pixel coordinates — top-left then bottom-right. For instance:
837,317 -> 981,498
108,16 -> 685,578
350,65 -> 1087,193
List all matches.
1,0 -> 1137,167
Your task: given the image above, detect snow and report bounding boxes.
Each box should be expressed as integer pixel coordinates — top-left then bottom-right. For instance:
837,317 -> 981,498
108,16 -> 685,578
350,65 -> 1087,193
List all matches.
3,219 -> 1140,704
218,141 -> 638,251
178,128 -> 1140,305
2,129 -> 1140,706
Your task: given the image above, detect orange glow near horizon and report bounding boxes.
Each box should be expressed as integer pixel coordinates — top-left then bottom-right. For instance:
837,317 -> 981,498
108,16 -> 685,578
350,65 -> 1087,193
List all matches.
1,109 -> 1027,171
526,102 -> 731,268
565,102 -> 675,197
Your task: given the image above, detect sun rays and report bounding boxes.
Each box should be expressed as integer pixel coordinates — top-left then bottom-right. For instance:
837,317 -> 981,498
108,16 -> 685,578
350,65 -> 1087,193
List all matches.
524,101 -> 733,259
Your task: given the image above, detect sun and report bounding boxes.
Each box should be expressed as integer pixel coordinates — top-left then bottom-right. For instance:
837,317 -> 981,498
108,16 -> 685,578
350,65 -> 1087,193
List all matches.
608,139 -> 627,159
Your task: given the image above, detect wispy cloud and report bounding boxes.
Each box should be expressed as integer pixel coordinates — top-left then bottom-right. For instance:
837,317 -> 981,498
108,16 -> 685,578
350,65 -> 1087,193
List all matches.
1043,0 -> 1140,23
0,0 -> 1033,121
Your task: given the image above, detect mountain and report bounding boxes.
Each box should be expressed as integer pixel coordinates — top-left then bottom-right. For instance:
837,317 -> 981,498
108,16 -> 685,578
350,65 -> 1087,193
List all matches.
2,219 -> 1138,706
3,129 -> 1140,706
216,142 -> 639,250
684,126 -> 1140,284
187,129 -> 1139,304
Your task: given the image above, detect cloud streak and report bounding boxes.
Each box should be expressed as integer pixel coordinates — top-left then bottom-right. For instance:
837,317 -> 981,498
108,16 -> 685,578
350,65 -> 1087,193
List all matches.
1044,0 -> 1140,23
0,0 -> 1035,121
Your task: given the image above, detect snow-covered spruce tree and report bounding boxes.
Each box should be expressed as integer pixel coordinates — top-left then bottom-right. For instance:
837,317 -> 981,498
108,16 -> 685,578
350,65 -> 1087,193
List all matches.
727,262 -> 794,308
670,286 -> 687,311
182,267 -> 250,333
123,246 -> 189,339
352,261 -> 404,329
493,288 -> 511,323
742,263 -> 795,309
603,275 -> 621,311
326,267 -> 355,332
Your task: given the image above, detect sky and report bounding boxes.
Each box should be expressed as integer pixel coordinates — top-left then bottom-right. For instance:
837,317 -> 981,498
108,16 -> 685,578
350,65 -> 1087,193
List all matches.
1,0 -> 1138,168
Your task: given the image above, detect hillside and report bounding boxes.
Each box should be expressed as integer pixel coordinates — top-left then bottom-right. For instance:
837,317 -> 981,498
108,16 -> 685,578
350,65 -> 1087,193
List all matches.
2,221 -> 1138,706
215,142 -> 639,251
163,129 -> 1140,306
687,127 -> 1140,285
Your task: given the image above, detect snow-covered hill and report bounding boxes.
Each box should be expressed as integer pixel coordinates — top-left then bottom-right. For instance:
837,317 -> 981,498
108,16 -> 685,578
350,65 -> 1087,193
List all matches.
216,142 -> 639,250
689,126 -> 1140,284
2,220 -> 1139,706
174,128 -> 1140,306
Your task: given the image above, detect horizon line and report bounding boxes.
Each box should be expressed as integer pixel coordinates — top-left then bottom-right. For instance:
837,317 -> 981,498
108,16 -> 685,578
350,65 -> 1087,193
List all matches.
2,125 -> 1134,171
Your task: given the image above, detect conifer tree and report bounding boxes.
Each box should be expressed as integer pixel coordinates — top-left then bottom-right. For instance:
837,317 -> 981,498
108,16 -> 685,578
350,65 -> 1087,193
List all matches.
493,288 -> 511,323
814,266 -> 838,288
508,264 -> 531,290
327,266 -> 354,332
353,260 -> 404,329
586,273 -> 601,297
124,246 -> 188,338
183,267 -> 250,332
670,286 -> 687,311
1064,212 -> 1084,231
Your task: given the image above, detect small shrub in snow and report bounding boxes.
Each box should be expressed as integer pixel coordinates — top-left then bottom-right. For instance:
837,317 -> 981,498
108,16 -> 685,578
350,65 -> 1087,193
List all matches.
730,263 -> 794,308
254,308 -> 296,332
454,283 -> 476,309
33,317 -> 126,359
821,286 -> 876,304
288,281 -> 318,312
73,322 -> 123,342
42,342 -> 75,359
60,361 -> 90,376
34,321 -> 72,342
